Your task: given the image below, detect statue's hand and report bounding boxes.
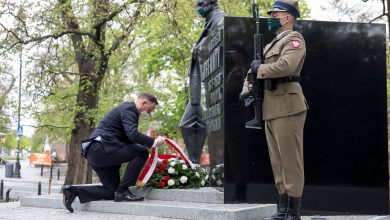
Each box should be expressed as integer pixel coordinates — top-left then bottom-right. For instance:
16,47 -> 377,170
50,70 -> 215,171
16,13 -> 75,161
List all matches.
239,91 -> 255,107
240,80 -> 254,107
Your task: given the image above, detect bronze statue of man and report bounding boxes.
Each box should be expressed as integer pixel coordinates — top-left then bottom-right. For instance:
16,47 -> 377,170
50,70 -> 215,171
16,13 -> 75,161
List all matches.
179,0 -> 225,164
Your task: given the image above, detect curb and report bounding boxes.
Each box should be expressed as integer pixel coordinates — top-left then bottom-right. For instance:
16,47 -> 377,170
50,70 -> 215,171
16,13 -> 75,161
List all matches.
0,177 -> 64,185
368,216 -> 390,220
21,194 -> 276,220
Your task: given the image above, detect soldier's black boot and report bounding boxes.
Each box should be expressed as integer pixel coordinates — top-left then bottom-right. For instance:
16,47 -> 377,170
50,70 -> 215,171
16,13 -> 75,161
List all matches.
285,196 -> 302,220
270,194 -> 288,220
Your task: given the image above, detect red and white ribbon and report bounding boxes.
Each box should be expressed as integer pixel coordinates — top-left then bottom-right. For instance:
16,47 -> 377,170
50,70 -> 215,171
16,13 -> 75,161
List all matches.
137,137 -> 194,187
164,138 -> 194,168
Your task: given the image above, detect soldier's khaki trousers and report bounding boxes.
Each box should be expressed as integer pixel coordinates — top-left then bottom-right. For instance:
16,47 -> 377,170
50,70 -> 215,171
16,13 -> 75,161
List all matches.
265,111 -> 307,198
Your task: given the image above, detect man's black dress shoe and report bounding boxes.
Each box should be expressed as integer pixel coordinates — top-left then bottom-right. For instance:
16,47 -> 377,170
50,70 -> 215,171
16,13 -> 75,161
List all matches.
62,185 -> 77,213
114,190 -> 144,202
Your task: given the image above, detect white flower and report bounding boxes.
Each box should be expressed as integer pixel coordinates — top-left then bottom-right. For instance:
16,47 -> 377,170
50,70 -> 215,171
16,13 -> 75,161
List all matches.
212,175 -> 216,180
191,165 -> 196,169
201,180 -> 205,186
168,179 -> 175,186
216,180 -> 222,186
179,176 -> 188,184
195,172 -> 200,178
168,167 -> 175,174
179,160 -> 185,164
182,164 -> 188,170
168,158 -> 175,162
205,174 -> 209,180
170,161 -> 176,167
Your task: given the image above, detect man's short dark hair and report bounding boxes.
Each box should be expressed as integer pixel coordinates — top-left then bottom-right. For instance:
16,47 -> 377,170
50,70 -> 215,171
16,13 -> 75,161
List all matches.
138,93 -> 158,105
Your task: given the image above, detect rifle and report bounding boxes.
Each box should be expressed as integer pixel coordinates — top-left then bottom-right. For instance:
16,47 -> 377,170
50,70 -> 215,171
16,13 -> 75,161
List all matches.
244,0 -> 264,130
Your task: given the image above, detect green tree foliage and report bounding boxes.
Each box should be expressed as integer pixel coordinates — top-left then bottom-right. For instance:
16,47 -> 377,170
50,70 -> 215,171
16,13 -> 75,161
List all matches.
30,133 -> 44,153
1,0 -> 163,184
120,0 -> 310,138
4,133 -> 16,151
2,0 -> 311,141
0,62 -> 15,132
3,132 -> 31,151
0,0 -> 310,183
20,136 -> 31,150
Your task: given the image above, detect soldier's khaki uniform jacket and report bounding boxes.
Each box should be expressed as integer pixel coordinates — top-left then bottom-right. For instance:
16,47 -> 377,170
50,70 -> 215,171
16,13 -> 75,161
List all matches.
257,30 -> 308,120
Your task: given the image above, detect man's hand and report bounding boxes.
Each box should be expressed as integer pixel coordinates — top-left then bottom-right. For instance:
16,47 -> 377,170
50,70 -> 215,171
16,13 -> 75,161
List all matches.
155,136 -> 165,147
250,60 -> 261,75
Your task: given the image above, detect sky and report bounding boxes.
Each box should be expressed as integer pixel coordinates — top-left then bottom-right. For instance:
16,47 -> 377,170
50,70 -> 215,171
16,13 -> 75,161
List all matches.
306,0 -> 385,23
11,0 -> 388,137
306,0 -> 333,20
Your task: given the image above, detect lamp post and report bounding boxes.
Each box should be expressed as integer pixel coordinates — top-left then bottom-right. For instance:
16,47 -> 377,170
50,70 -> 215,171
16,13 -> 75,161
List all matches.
13,49 -> 22,178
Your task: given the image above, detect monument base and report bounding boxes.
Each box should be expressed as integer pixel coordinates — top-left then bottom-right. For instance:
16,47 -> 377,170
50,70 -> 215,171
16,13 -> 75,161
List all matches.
21,187 -> 276,220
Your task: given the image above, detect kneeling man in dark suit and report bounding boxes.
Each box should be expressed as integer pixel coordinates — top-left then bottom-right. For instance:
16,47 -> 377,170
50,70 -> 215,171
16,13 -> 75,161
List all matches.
62,93 -> 164,212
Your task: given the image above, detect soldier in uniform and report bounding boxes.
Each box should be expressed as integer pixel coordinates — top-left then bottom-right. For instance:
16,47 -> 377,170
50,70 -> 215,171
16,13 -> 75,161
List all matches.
241,0 -> 308,219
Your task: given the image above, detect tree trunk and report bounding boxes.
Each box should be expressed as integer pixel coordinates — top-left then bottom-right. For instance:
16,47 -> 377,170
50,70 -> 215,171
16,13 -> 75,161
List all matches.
64,52 -> 107,183
65,111 -> 93,184
59,0 -> 108,185
64,69 -> 105,184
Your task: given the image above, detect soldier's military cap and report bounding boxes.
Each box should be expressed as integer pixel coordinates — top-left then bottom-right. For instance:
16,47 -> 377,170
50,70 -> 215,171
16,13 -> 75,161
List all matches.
267,0 -> 300,18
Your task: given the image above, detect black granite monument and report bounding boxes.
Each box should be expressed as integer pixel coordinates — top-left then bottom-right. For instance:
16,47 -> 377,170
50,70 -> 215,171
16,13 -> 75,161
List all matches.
201,16 -> 388,214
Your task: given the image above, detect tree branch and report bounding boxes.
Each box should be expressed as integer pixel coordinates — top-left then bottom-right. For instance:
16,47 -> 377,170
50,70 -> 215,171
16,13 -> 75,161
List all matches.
0,76 -> 15,105
367,0 -> 387,23
0,1 -> 95,53
107,4 -> 153,56
24,124 -> 70,129
0,28 -> 95,53
91,0 -> 146,29
3,77 -> 15,95
58,0 -> 89,64
368,13 -> 387,23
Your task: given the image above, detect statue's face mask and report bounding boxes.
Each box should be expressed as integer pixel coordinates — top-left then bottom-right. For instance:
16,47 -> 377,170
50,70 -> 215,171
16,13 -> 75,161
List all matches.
196,0 -> 211,17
